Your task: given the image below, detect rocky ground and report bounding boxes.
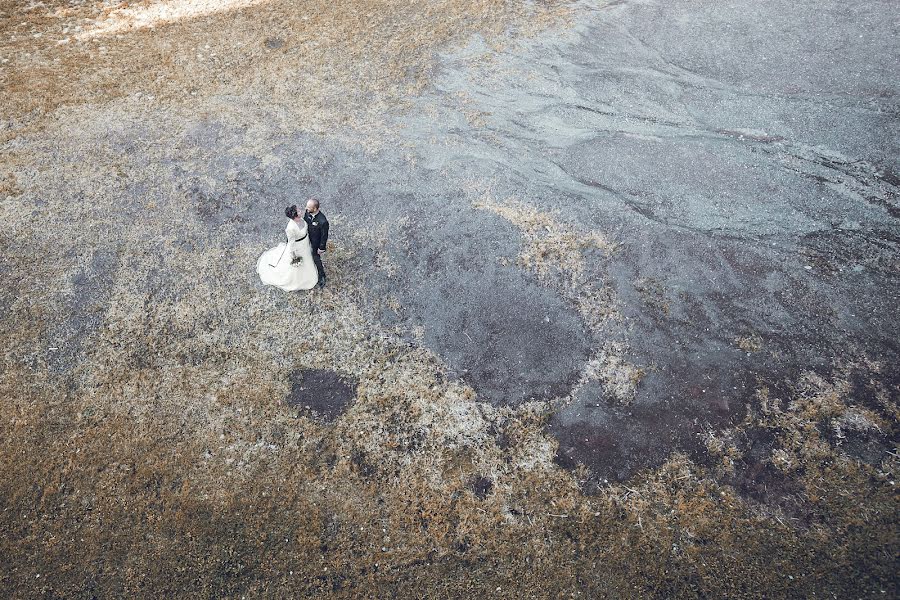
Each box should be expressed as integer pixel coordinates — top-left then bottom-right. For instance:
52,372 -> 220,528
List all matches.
1,0 -> 898,597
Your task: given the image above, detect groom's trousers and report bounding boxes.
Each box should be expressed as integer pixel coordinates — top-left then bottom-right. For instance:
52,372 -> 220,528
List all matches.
313,251 -> 326,282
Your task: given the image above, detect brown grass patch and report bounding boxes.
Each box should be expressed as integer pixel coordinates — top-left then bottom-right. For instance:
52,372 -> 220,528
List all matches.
1,0 -> 573,135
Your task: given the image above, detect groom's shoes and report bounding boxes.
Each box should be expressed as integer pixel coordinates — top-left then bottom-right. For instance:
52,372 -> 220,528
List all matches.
317,278 -> 326,289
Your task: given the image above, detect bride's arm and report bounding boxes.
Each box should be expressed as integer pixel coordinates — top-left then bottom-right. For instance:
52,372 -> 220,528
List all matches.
290,239 -> 303,258
286,220 -> 301,256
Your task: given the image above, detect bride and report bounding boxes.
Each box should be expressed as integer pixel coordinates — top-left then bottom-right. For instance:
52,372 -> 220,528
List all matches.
256,205 -> 319,291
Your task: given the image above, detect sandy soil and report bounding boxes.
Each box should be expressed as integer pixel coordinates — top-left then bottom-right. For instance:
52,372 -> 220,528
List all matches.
1,0 -> 898,597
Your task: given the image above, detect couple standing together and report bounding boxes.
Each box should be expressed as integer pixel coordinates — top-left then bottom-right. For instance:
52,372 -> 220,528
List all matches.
257,199 -> 329,291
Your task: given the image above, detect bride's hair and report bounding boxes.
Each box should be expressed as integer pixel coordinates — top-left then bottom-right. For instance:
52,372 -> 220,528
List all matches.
285,205 -> 299,219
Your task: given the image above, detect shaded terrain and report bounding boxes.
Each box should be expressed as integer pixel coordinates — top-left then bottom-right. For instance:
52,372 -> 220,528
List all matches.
1,0 -> 898,597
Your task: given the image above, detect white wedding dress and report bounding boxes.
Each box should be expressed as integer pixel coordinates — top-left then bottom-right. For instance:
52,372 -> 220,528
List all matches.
256,219 -> 319,291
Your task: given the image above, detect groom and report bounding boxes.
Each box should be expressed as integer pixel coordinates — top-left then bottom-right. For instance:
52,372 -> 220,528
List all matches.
304,198 -> 329,288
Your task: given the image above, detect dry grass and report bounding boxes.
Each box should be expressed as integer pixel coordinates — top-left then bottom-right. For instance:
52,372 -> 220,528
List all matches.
474,195 -> 615,282
581,345 -> 645,405
0,0 -> 573,137
1,235 -> 897,595
736,333 -> 763,353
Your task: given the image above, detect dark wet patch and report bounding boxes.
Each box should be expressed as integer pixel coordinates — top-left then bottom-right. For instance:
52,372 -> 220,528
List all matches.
264,37 -> 284,50
286,369 -> 358,422
468,475 -> 493,500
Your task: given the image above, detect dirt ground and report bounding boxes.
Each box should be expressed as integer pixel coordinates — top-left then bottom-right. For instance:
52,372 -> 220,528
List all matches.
1,0 -> 898,597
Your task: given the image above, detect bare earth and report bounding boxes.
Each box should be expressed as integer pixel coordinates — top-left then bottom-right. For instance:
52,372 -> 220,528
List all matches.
1,0 -> 898,597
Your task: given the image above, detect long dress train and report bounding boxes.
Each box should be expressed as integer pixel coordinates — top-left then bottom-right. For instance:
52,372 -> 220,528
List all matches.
256,218 -> 319,291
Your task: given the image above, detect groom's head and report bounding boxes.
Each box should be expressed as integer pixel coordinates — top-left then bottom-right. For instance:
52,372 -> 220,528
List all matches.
306,198 -> 320,214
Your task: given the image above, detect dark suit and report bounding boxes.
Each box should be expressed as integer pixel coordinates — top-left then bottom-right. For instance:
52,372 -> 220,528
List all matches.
303,210 -> 329,283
